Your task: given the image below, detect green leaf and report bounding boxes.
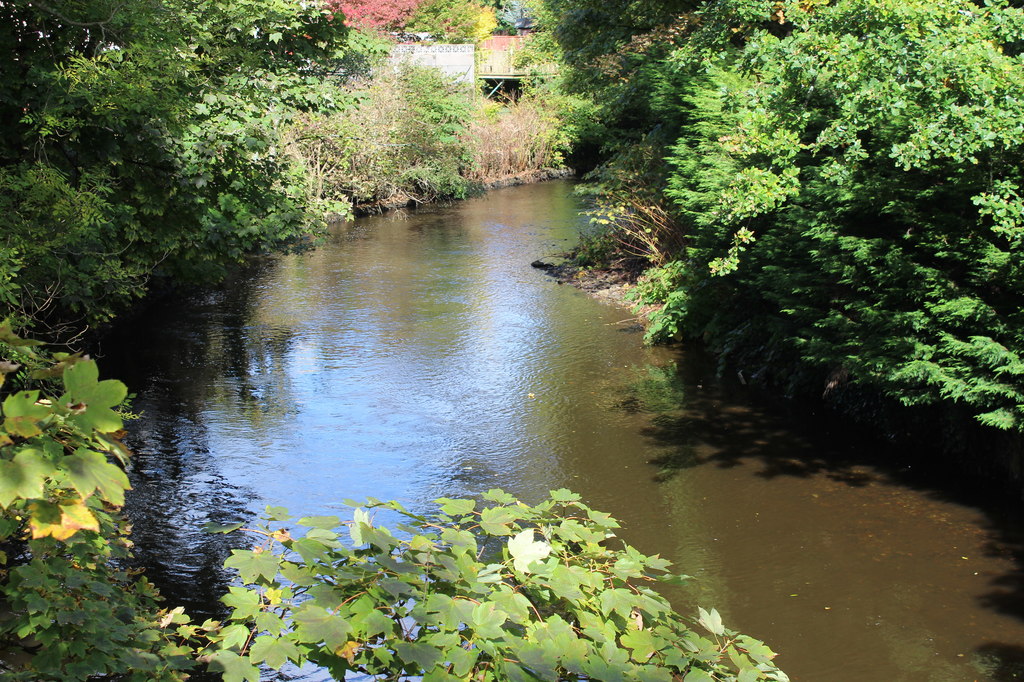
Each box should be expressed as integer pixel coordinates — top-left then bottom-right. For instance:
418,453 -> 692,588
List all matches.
549,488 -> 581,503
255,611 -> 287,636
62,448 -> 130,505
265,505 -> 292,521
224,549 -> 280,584
61,360 -> 127,434
292,537 -> 331,563
547,564 -> 585,601
352,607 -> 394,638
218,623 -> 251,650
436,497 -> 476,516
514,641 -> 559,680
480,506 -> 520,535
221,586 -> 262,620
620,629 -> 661,663
482,488 -> 516,504
738,665 -> 761,682
636,665 -> 674,682
249,635 -> 301,669
279,561 -> 318,586
471,601 -> 508,639
489,588 -> 532,624
587,508 -> 621,530
735,635 -> 777,665
63,358 -> 100,396
697,607 -> 724,636
2,390 -> 49,437
447,645 -> 478,676
394,641 -> 445,671
0,447 -> 51,507
350,507 -> 371,544
298,515 -> 340,529
508,529 -> 551,573
204,521 -> 245,534
599,588 -> 636,619
205,650 -> 260,682
657,573 -> 692,587
584,641 -> 633,680
292,604 -> 352,648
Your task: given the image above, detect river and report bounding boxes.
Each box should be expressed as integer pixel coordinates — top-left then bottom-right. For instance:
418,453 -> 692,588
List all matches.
99,180 -> 1024,681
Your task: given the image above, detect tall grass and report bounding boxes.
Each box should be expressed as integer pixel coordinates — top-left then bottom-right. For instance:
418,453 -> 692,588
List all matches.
465,99 -> 564,183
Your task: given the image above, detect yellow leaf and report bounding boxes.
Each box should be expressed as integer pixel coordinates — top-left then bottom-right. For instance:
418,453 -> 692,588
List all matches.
265,587 -> 284,605
336,640 -> 360,664
29,500 -> 99,540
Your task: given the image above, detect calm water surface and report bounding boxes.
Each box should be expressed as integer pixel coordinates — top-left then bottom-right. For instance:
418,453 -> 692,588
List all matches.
100,181 -> 1024,681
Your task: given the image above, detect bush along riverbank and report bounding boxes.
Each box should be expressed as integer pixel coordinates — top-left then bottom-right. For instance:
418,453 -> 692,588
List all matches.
286,63 -> 581,217
537,0 -> 1024,493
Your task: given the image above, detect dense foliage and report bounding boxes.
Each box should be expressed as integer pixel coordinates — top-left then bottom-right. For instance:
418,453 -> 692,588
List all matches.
288,62 -> 580,211
203,490 -> 787,681
288,62 -> 476,211
328,0 -> 504,41
549,0 -> 1024,441
0,328 -> 195,679
1,0 -> 352,332
330,0 -> 423,29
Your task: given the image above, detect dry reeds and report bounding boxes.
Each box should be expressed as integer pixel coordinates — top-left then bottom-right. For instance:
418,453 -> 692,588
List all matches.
464,100 -> 561,183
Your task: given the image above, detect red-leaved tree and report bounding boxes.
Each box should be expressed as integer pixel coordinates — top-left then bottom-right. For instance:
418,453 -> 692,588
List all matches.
326,0 -> 422,29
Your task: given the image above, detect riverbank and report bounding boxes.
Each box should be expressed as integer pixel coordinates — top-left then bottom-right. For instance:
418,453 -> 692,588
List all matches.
529,248 -> 665,334
352,168 -> 574,216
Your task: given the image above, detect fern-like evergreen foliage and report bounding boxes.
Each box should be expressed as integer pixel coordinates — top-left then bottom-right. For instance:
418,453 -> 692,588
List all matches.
558,0 -> 1024,435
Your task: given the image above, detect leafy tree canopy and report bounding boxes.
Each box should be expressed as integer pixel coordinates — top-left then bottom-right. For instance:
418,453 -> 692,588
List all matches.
328,0 -> 423,30
1,0 -> 353,332
549,0 -> 1024,440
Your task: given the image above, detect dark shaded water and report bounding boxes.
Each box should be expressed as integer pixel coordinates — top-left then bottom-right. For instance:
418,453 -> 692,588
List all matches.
100,181 -> 1024,680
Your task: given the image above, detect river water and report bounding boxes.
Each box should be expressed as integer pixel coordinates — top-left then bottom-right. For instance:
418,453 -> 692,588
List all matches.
99,181 -> 1024,681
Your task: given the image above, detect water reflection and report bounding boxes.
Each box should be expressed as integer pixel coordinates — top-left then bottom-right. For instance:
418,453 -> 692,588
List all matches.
99,181 -> 1024,681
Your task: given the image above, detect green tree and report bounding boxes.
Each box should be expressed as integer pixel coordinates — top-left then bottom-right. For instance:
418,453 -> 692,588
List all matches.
407,0 -> 497,43
1,0 -> 352,331
659,0 -> 1024,431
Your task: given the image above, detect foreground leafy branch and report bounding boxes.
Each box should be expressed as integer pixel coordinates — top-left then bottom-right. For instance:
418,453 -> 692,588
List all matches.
0,326 -> 196,680
204,490 -> 788,681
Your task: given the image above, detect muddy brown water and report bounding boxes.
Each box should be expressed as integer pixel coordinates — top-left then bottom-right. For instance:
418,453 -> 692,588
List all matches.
100,181 -> 1024,680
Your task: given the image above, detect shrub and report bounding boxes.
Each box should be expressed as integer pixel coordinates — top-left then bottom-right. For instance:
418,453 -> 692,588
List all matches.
286,63 -> 475,211
0,327 -> 195,680
202,490 -> 788,681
